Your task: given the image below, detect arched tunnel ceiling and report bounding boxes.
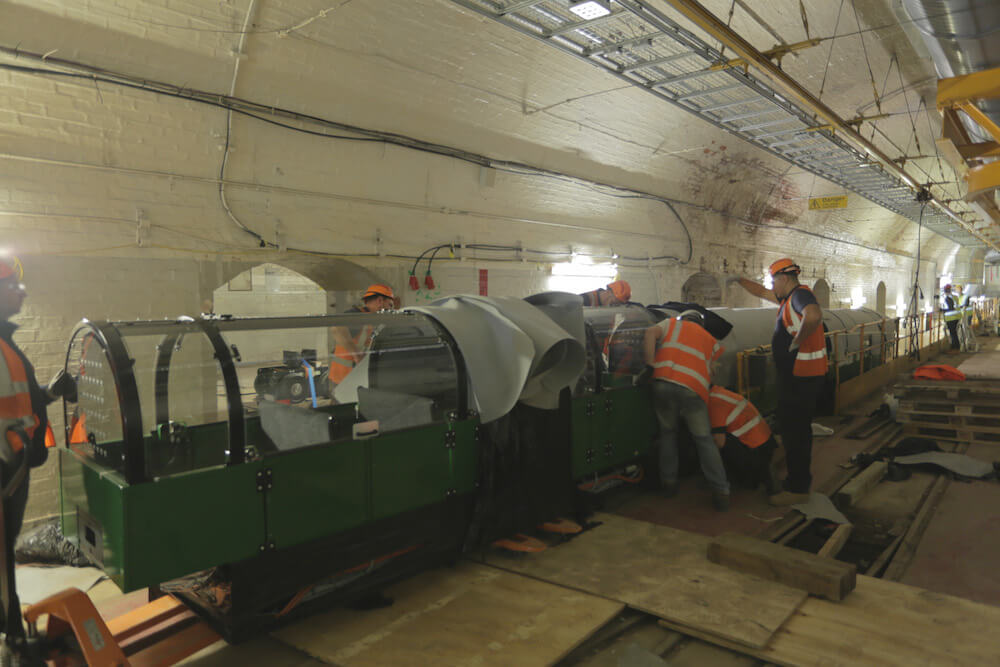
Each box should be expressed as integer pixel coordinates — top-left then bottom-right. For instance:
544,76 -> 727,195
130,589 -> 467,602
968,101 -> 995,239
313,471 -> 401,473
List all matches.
0,0 -> 994,266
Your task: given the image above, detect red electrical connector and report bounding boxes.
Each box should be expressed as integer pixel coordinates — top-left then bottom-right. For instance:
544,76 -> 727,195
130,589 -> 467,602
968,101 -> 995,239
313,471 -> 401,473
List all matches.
409,272 -> 419,290
424,272 -> 435,290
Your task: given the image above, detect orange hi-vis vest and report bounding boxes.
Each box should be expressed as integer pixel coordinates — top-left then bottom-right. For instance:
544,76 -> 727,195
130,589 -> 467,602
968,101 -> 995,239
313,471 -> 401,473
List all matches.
708,386 -> 771,448
329,325 -> 374,384
0,338 -> 54,459
778,285 -> 828,377
653,318 -> 722,403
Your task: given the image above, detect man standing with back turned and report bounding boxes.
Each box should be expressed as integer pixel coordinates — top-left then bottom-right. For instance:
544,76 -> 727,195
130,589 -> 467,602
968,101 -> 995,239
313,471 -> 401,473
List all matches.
733,259 -> 827,506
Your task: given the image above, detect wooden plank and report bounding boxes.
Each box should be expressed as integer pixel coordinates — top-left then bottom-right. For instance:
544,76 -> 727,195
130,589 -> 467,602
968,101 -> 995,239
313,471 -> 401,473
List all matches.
707,533 -> 856,601
901,424 -> 1000,445
882,475 -> 952,581
483,514 -> 807,650
834,461 -> 888,508
816,524 -> 852,559
863,533 -> 904,577
272,563 -> 623,666
897,414 -> 1000,434
661,574 -> 1000,666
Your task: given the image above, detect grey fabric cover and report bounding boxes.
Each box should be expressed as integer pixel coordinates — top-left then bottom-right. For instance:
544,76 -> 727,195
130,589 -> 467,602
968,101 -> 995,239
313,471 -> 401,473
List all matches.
407,294 -> 586,422
259,399 -> 332,451
791,492 -> 851,525
357,386 -> 435,432
893,452 -> 995,478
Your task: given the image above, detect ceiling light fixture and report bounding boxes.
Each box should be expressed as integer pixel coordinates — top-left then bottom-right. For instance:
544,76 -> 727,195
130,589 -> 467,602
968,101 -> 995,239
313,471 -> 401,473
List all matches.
568,1 -> 611,20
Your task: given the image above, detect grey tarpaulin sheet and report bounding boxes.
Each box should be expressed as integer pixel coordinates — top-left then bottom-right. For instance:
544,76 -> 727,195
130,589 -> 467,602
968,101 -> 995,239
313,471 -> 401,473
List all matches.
791,493 -> 851,525
893,452 -> 995,478
408,294 -> 586,422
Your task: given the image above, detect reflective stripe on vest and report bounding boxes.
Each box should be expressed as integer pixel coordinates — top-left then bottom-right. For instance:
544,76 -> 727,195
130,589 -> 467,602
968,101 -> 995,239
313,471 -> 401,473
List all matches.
653,319 -> 719,403
708,386 -> 771,448
0,338 -> 39,453
942,295 -> 962,321
779,286 -> 828,377
330,325 -> 374,384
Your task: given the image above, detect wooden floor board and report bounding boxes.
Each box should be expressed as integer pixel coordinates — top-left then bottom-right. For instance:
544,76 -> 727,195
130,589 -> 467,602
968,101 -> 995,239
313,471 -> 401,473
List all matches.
482,513 -> 806,650
271,562 -> 623,666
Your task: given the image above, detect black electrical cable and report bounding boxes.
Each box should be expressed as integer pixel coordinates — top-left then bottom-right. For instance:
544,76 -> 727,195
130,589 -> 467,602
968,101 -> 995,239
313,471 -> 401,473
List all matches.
0,57 -> 694,264
907,195 -> 929,359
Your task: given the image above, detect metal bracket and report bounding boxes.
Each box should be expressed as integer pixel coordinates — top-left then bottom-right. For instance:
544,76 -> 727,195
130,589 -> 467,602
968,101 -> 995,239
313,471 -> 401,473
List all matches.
585,448 -> 595,464
585,400 -> 595,416
256,468 -> 273,493
444,430 -> 457,449
604,441 -> 614,458
604,398 -> 614,414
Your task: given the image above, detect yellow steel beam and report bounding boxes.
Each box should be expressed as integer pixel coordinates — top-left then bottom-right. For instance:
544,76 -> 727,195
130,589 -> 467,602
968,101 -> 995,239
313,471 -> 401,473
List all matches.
656,0 -> 996,249
958,103 -> 1000,143
936,66 -> 1000,109
709,38 -> 822,71
958,141 -> 1000,160
967,161 -> 1000,200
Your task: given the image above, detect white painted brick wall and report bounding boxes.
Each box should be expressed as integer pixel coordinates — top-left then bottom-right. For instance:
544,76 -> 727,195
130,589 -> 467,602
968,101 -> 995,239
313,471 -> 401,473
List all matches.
0,0 -> 965,524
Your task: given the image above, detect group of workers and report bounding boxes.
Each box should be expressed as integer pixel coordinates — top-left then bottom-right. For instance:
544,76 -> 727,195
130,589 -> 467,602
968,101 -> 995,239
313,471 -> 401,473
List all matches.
632,257 -> 826,511
1,257 -> 823,586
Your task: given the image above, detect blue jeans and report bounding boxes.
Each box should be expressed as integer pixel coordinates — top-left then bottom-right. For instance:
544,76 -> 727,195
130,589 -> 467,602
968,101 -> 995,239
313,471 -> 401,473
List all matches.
653,381 -> 729,495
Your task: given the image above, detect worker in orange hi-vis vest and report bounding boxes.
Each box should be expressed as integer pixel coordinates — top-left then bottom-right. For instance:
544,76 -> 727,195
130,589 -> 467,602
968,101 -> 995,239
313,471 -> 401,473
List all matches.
580,280 -> 631,307
0,256 -> 76,641
733,258 -> 827,506
638,309 -> 730,512
328,284 -> 396,390
708,385 -> 779,494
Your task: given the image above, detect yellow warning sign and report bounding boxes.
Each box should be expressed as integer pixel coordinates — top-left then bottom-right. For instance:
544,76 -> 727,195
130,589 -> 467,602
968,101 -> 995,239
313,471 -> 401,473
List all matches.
808,195 -> 848,210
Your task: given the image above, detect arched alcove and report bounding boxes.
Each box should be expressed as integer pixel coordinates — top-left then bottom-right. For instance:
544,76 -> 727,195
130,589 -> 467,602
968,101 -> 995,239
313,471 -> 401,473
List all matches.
875,281 -> 886,316
681,271 -> 722,306
812,279 -> 831,308
204,256 -> 387,315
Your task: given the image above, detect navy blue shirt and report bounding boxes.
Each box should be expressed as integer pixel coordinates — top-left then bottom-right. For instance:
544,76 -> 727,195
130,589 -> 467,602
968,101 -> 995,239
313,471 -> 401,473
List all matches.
772,286 -> 819,380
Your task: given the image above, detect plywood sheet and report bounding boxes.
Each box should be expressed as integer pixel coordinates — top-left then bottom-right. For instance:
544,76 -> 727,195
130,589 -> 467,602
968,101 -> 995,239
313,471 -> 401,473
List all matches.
483,513 -> 806,649
272,562 -> 623,666
671,575 -> 1000,666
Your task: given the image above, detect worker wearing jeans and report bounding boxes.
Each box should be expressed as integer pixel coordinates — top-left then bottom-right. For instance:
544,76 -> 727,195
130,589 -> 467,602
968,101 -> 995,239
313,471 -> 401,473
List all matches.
640,310 -> 729,511
652,380 -> 730,501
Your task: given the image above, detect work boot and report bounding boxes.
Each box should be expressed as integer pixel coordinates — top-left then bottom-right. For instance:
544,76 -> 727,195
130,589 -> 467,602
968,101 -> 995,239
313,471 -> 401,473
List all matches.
768,491 -> 810,507
711,492 -> 730,512
762,469 -> 782,496
660,481 -> 679,498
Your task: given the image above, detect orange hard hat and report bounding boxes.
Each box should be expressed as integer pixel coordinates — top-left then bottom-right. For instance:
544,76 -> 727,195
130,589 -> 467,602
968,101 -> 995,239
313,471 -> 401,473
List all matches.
362,283 -> 395,300
943,284 -> 952,291
0,256 -> 23,281
606,280 -> 631,303
768,258 -> 801,277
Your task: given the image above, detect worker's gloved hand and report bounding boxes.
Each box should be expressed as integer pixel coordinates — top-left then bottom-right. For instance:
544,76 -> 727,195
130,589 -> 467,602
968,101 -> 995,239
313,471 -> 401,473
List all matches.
634,364 -> 654,386
46,369 -> 78,403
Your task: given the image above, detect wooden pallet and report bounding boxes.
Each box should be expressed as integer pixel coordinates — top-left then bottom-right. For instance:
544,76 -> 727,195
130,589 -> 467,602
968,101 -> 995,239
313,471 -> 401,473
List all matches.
897,400 -> 1000,416
893,380 -> 1000,403
897,414 -> 1000,434
902,424 -> 1000,446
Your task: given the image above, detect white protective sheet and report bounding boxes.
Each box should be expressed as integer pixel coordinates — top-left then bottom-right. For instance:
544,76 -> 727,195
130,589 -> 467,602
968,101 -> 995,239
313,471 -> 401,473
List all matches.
408,294 -> 586,422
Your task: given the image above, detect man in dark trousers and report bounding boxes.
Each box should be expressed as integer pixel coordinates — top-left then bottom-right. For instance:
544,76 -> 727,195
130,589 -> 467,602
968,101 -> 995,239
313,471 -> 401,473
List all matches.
940,284 -> 961,353
734,258 -> 828,505
0,256 -> 74,647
